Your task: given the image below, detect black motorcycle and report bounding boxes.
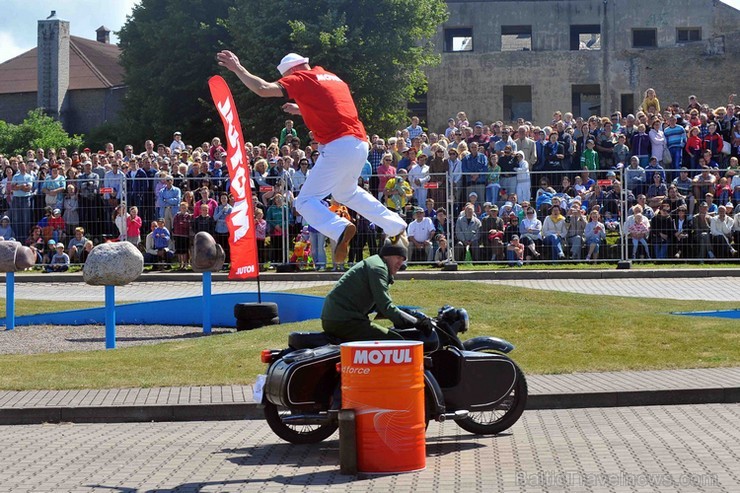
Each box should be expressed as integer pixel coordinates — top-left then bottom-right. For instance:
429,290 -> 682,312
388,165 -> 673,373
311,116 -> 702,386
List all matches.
255,305 -> 528,444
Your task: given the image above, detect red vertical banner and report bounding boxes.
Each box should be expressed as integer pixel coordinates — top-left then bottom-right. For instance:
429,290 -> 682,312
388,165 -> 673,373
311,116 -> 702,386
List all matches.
208,75 -> 259,279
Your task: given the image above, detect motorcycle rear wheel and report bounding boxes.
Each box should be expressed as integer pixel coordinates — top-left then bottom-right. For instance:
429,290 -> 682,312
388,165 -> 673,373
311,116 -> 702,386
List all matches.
263,402 -> 338,444
455,360 -> 528,435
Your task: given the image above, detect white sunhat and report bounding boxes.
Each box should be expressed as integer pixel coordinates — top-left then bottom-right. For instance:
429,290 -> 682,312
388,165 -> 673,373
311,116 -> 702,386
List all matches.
277,53 -> 309,75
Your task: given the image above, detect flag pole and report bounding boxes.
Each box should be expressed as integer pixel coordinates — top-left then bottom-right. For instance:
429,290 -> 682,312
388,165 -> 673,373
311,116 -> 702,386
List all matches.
257,273 -> 262,303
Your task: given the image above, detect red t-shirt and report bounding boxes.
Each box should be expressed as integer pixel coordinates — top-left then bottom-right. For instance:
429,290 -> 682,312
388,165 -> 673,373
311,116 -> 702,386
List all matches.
278,67 -> 366,145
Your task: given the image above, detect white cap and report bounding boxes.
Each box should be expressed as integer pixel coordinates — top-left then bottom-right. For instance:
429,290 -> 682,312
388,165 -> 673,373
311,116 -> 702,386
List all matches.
277,53 -> 309,75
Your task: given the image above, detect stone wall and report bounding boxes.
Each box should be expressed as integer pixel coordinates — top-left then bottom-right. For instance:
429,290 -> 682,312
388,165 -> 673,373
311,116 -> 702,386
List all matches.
425,0 -> 740,132
65,87 -> 126,135
0,93 -> 37,125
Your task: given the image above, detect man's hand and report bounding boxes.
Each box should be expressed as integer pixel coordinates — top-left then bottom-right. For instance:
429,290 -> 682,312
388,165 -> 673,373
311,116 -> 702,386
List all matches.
216,50 -> 241,73
416,316 -> 434,336
281,103 -> 301,115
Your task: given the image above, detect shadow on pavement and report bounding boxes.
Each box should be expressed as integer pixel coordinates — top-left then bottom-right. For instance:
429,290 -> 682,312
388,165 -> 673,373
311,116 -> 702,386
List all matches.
88,435 -> 491,491
220,441 -> 340,468
427,440 -> 486,456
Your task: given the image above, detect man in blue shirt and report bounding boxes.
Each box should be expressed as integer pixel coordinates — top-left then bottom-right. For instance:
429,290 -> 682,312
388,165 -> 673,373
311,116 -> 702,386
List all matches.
158,176 -> 182,231
10,160 -> 35,240
461,142 -> 488,204
406,116 -> 423,141
663,116 -> 687,175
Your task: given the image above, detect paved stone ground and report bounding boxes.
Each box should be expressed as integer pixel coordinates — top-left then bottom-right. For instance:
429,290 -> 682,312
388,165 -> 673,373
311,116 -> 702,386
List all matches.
1,367 -> 739,409
0,404 -> 736,492
2,276 -> 739,302
474,276 -> 740,301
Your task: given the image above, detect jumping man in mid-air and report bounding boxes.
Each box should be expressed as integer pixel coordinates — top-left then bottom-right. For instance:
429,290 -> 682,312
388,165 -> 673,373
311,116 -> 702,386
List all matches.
216,50 -> 408,264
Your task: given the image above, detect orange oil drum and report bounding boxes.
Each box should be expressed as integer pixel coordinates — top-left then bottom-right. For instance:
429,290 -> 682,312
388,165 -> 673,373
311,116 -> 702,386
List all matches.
340,340 -> 426,473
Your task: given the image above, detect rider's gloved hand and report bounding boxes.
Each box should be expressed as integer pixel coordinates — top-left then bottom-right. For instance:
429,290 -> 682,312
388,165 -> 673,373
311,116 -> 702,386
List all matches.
416,316 -> 434,337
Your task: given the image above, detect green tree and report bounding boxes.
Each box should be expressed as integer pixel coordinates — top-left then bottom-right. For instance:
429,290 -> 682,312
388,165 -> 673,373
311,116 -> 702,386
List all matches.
226,0 -> 448,142
116,0 -> 233,147
0,109 -> 84,156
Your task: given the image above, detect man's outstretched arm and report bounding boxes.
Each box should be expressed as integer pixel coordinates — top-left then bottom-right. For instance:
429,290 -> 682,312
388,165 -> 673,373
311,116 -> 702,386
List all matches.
216,50 -> 284,98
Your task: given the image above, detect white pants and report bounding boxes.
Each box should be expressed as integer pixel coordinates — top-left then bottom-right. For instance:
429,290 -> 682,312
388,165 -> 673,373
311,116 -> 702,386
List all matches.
295,136 -> 407,241
516,181 -> 531,203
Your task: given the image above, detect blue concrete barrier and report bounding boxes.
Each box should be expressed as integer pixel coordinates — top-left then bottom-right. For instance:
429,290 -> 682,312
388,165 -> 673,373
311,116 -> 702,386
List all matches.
0,292 -> 325,328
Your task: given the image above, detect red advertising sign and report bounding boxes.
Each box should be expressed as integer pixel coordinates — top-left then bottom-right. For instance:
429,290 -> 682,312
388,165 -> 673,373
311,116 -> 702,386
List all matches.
208,75 -> 259,279
99,187 -> 113,194
597,179 -> 613,187
259,186 -> 274,193
423,182 -> 440,189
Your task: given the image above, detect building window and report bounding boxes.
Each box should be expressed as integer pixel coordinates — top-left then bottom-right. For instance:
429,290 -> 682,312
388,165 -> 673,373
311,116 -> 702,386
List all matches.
620,94 -> 635,116
444,28 -> 473,52
676,28 -> 701,43
570,25 -> 601,51
632,29 -> 657,48
503,86 -> 532,122
572,84 -> 601,118
501,25 -> 532,51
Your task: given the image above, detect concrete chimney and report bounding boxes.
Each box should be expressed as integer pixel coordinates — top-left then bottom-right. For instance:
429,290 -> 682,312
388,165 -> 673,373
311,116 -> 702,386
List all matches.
37,11 -> 70,122
96,26 -> 110,44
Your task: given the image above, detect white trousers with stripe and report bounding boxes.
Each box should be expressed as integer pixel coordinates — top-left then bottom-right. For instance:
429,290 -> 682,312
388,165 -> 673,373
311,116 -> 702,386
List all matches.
295,136 -> 407,242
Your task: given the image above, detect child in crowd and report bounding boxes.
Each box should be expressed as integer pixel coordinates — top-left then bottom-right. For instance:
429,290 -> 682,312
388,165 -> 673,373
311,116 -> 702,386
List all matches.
113,204 -> 127,240
192,204 -> 216,236
0,215 -> 15,241
80,240 -> 94,264
628,212 -> 651,259
49,208 -> 66,243
67,227 -> 88,263
255,208 -> 268,266
573,175 -> 587,195
172,202 -> 192,270
433,235 -> 450,267
149,219 -> 173,270
580,139 -> 599,171
613,134 -> 630,166
42,239 -> 57,264
127,206 -> 143,247
506,235 -> 524,267
46,243 -> 70,272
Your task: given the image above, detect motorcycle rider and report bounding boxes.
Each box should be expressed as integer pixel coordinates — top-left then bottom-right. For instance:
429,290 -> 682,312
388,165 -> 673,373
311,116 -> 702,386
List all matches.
321,236 -> 431,341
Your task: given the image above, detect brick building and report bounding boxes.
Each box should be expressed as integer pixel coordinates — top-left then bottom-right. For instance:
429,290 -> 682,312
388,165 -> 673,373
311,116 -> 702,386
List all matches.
424,0 -> 740,130
0,11 -> 125,135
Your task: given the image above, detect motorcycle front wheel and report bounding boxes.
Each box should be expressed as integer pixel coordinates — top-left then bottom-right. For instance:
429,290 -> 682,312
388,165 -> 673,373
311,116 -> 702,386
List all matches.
455,360 -> 528,435
263,402 -> 338,444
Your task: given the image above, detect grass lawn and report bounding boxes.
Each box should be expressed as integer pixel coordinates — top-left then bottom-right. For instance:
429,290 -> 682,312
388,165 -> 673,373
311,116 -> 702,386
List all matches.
0,281 -> 738,390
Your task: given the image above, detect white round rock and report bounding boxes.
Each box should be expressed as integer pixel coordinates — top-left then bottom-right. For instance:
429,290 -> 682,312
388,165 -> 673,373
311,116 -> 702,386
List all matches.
83,241 -> 144,286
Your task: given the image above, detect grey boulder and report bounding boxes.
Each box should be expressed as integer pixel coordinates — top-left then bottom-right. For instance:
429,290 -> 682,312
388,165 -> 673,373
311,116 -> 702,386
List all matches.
191,232 -> 225,273
83,241 -> 144,286
0,241 -> 37,272
0,241 -> 36,272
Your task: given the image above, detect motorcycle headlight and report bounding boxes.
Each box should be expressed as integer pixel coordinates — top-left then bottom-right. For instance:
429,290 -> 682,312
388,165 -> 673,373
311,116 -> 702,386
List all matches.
457,308 -> 470,333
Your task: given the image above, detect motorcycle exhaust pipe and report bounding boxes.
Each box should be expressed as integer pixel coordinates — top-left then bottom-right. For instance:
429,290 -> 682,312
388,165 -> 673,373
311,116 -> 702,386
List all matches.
282,414 -> 332,425
437,410 -> 469,422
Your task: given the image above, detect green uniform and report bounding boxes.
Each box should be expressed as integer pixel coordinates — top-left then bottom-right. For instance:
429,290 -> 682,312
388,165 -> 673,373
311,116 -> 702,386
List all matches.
321,255 -> 407,341
580,148 -> 599,171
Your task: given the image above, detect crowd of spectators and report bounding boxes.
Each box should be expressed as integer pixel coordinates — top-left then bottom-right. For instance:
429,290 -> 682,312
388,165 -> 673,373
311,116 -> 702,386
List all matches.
1,90 -> 739,270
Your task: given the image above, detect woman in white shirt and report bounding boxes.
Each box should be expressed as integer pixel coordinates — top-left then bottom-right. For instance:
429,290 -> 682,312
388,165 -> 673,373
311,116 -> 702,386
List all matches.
514,151 -> 531,203
648,120 -> 666,165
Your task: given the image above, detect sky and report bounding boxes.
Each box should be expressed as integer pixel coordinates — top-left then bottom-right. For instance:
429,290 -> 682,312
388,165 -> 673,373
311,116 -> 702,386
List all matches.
1,0 -> 740,64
